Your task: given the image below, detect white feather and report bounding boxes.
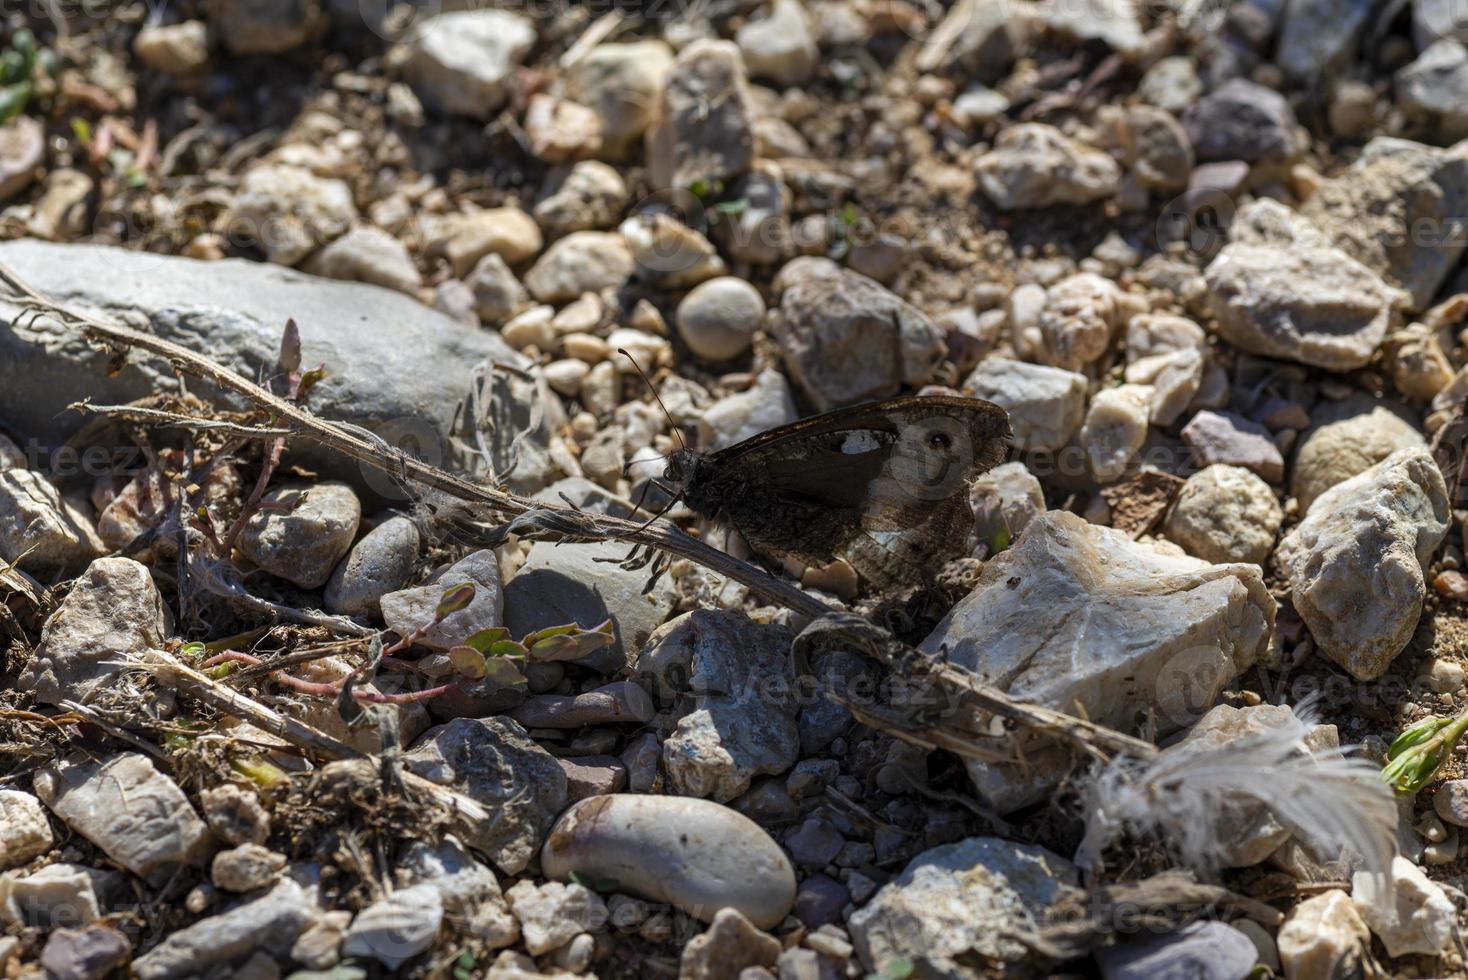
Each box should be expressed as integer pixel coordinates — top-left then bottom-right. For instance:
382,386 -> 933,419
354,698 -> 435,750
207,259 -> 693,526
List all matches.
1077,700 -> 1397,882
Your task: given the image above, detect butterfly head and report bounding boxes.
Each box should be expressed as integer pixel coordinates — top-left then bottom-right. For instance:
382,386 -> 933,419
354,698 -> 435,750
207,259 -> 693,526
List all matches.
661,448 -> 703,490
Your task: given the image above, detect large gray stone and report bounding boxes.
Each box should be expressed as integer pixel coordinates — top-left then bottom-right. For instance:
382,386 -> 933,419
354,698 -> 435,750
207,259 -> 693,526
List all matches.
0,240 -> 521,496
132,876 -> 316,980
404,717 -> 567,875
19,557 -> 169,705
504,540 -> 675,674
33,754 -> 212,886
1299,137 -> 1468,310
920,511 -> 1275,810
1278,449 -> 1449,681
636,610 -> 799,803
1276,0 -> 1374,79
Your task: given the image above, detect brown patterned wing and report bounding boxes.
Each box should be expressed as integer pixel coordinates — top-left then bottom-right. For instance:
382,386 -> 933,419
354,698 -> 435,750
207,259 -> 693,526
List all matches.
705,396 -> 1011,587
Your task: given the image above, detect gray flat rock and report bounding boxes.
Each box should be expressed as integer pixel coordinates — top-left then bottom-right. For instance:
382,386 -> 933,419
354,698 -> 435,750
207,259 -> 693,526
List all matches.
0,240 -> 520,497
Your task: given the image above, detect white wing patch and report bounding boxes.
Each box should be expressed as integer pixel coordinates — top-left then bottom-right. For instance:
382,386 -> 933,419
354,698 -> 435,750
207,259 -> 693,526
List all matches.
839,430 -> 883,454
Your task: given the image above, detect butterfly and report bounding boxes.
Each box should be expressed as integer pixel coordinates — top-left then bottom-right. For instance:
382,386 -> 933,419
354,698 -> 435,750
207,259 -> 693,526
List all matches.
662,395 -> 1012,589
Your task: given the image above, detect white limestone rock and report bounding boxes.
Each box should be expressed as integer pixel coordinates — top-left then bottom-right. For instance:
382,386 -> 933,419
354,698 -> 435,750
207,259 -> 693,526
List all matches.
964,357 -> 1087,453
1164,465 -> 1283,566
920,511 -> 1274,809
1277,449 -> 1448,681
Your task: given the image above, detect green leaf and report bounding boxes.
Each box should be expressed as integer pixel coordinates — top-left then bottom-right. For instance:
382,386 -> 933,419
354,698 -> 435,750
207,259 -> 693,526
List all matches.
1388,717 -> 1449,759
0,50 -> 26,85
435,583 -> 476,620
489,640 -> 529,659
520,623 -> 580,645
714,198 -> 748,216
481,657 -> 527,688
462,627 -> 512,654
883,958 -> 915,980
180,641 -> 207,658
987,521 -> 1011,555
0,82 -> 30,123
298,367 -> 328,396
447,645 -> 487,680
69,115 -> 91,144
11,29 -> 36,65
524,619 -> 616,662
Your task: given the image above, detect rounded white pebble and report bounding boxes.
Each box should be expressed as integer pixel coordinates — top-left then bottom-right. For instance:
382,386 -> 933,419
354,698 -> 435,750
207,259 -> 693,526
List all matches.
676,277 -> 765,361
541,794 -> 795,929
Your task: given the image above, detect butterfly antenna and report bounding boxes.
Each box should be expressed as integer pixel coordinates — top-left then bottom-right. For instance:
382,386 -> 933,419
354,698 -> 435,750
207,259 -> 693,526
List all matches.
618,348 -> 685,451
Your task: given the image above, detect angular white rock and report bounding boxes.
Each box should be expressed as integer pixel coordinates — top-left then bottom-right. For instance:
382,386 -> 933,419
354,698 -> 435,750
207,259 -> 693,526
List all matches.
33,754 -> 212,885
18,557 -> 169,705
524,232 -> 634,303
0,863 -> 107,929
504,880 -> 607,955
697,368 -> 799,451
0,468 -> 103,575
0,790 -> 53,870
567,42 -> 675,157
975,124 -> 1121,210
849,837 -> 1078,977
1277,449 -> 1448,681
1079,383 -> 1151,482
620,213 -> 725,289
964,357 -> 1088,453
1204,240 -> 1402,371
341,883 -> 444,970
1277,889 -> 1370,980
920,511 -> 1274,809
306,226 -> 421,295
404,11 -> 537,118
1352,856 -> 1456,957
1035,273 -> 1140,371
229,164 -> 358,266
736,0 -> 819,86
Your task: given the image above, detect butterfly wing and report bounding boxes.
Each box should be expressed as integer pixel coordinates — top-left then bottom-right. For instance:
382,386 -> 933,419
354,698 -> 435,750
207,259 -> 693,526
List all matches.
700,396 -> 1011,587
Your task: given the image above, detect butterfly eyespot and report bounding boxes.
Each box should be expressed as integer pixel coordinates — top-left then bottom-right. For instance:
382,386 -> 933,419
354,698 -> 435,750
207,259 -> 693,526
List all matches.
928,432 -> 952,449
